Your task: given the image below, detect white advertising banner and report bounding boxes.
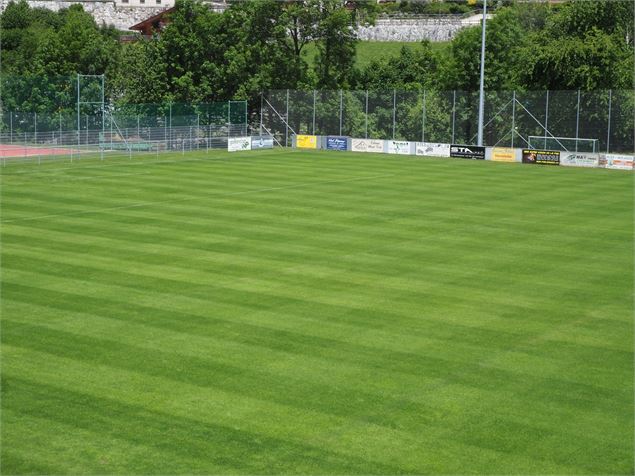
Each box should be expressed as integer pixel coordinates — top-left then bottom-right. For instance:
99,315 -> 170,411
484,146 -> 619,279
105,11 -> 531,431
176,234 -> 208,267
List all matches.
386,140 -> 411,155
251,136 -> 274,149
604,154 -> 634,170
560,152 -> 599,168
415,142 -> 451,157
228,136 -> 252,152
351,138 -> 384,153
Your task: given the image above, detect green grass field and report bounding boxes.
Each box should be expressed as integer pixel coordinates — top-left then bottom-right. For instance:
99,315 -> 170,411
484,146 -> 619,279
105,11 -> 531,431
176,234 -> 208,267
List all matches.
1,149 -> 633,474
304,40 -> 450,69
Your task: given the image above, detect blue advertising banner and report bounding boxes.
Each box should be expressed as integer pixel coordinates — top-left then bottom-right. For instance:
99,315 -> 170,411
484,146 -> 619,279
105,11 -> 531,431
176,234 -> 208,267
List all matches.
326,136 -> 348,151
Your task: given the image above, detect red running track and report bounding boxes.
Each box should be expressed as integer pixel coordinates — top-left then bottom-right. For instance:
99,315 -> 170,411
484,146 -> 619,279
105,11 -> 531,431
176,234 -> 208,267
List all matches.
0,144 -> 76,158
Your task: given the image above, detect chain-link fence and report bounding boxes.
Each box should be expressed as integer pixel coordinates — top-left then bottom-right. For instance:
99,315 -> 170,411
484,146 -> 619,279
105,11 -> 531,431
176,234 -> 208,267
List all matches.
259,89 -> 635,154
0,101 -> 249,163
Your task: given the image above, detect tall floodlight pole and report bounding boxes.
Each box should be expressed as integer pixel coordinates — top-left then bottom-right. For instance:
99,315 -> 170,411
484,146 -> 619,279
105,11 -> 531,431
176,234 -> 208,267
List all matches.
477,0 -> 487,146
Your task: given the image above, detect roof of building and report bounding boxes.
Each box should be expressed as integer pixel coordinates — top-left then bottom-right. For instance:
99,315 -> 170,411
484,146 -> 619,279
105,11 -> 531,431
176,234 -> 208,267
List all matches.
129,6 -> 175,32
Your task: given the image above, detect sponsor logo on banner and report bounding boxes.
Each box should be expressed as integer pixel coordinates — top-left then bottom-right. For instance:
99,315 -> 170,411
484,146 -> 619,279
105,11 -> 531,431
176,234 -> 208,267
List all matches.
351,138 -> 384,153
251,136 -> 274,149
522,149 -> 560,165
415,142 -> 451,157
387,140 -> 411,155
450,144 -> 485,159
296,135 -> 317,149
604,154 -> 634,170
326,136 -> 348,151
561,152 -> 599,168
228,136 -> 251,152
491,147 -> 516,162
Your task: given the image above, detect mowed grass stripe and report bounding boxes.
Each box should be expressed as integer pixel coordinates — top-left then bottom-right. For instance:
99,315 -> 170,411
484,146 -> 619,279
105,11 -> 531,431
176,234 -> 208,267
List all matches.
2,150 -> 633,474
5,257 -> 629,393
1,346 -> 604,475
3,232 -> 629,343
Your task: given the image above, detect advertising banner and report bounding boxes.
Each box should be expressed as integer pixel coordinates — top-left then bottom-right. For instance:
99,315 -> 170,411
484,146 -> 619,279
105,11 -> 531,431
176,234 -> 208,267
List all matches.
560,152 -> 599,168
415,142 -> 451,157
326,136 -> 348,151
351,138 -> 384,153
604,154 -> 634,170
386,140 -> 411,155
490,147 -> 517,162
251,136 -> 274,149
228,136 -> 252,152
522,149 -> 560,165
450,144 -> 485,159
297,135 -> 318,149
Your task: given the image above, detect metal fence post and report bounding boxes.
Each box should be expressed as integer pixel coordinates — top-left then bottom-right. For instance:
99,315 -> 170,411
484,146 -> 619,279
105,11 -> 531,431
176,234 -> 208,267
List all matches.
544,90 -> 549,149
392,89 -> 396,140
451,90 -> 456,144
422,90 -> 426,143
285,89 -> 289,147
137,115 -> 140,140
312,90 -> 316,135
339,89 -> 343,136
606,89 -> 612,154
260,92 -> 264,136
169,103 -> 172,151
34,113 -> 37,146
10,113 -> 13,144
511,90 -> 516,148
365,90 -> 369,139
575,89 -> 580,152
59,112 -> 62,145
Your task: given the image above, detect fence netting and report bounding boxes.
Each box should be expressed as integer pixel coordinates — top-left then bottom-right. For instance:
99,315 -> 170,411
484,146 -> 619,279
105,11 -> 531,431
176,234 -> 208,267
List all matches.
260,89 -> 634,153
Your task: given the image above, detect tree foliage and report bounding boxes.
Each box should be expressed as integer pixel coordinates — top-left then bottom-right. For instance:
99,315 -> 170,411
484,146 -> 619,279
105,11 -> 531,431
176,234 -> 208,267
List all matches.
0,0 -> 632,114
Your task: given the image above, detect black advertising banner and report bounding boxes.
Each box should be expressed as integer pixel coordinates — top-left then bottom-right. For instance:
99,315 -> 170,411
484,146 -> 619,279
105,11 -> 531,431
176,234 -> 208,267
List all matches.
522,149 -> 560,166
450,144 -> 485,160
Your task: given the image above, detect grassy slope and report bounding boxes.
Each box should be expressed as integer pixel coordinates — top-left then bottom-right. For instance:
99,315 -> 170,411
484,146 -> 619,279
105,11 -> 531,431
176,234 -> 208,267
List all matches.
304,41 -> 450,69
1,149 -> 633,474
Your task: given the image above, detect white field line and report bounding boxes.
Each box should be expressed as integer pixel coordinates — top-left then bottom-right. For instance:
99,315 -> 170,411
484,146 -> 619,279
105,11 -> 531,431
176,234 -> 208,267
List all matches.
1,173 -> 396,224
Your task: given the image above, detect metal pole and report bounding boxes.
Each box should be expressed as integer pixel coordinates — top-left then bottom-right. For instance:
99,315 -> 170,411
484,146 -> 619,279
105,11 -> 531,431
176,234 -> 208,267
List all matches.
169,103 -> 172,150
59,112 -> 62,145
9,113 -> 12,144
452,90 -> 456,144
244,101 -> 247,136
365,90 -> 369,139
101,74 -> 105,160
137,115 -> 140,140
606,89 -> 612,154
34,113 -> 37,146
392,89 -> 396,140
285,89 -> 289,147
544,90 -> 549,149
76,74 -> 80,155
422,90 -> 426,143
260,92 -> 264,135
312,90 -> 316,135
339,89 -> 343,136
511,90 -> 516,148
575,89 -> 580,152
477,0 -> 487,146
